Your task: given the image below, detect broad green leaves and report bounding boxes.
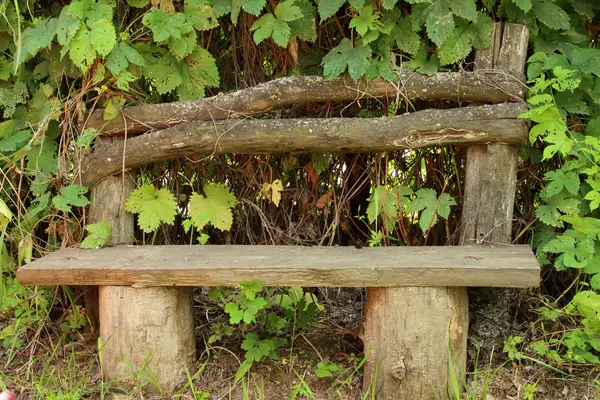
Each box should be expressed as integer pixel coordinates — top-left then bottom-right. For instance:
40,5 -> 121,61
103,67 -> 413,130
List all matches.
81,220 -> 112,248
322,39 -> 371,80
61,0 -> 117,71
366,185 -> 455,234
52,185 -> 90,213
251,0 -> 314,47
125,184 -> 177,233
189,183 -> 237,231
410,188 -> 456,232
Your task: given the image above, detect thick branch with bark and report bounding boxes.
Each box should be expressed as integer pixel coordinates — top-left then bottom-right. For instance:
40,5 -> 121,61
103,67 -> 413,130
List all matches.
80,103 -> 527,186
85,72 -> 526,136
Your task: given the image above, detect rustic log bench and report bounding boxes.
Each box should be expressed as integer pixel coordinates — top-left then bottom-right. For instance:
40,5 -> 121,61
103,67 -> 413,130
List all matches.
17,244 -> 539,398
16,21 -> 535,400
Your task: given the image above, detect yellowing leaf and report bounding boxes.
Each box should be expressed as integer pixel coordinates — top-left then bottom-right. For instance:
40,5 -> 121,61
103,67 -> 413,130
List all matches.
261,179 -> 283,206
0,198 -> 13,232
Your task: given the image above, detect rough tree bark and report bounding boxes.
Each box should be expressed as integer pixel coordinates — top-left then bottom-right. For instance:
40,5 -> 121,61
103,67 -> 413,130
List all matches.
459,23 -> 530,365
80,103 -> 527,186
83,72 -> 525,136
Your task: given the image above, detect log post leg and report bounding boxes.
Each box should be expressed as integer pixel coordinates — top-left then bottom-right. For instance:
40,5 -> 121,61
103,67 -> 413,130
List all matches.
99,286 -> 196,394
460,23 -> 529,362
86,154 -> 196,394
362,287 -> 468,399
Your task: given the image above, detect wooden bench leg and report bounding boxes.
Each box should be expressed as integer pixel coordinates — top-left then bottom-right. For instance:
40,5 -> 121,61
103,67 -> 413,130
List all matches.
99,286 -> 196,394
362,287 -> 468,400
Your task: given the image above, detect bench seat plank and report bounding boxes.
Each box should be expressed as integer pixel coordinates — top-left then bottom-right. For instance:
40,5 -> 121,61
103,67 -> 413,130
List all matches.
16,245 -> 539,288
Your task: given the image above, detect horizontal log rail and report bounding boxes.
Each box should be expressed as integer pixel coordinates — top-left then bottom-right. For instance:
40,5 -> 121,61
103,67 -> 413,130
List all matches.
84,72 -> 526,136
79,102 -> 527,186
16,245 -> 540,288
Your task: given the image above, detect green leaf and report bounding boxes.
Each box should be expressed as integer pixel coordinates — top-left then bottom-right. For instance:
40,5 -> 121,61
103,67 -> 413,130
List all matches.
512,0 -> 532,12
366,186 -> 399,231
185,0 -> 219,31
225,302 -> 243,323
349,5 -> 381,37
52,184 -> 90,213
404,45 -> 440,75
289,0 -> 317,41
322,39 -> 371,80
125,184 -> 177,233
177,47 -> 220,100
438,26 -> 473,65
103,96 -> 126,121
532,0 -> 570,31
142,48 -> 183,94
448,0 -> 477,21
543,169 -> 580,197
318,0 -> 345,20
68,0 -> 112,24
89,19 -> 117,57
425,6 -> 455,46
410,188 -> 456,232
275,0 -> 303,21
393,16 -> 421,55
570,48 -> 600,77
143,9 -> 193,42
536,192 -> 579,227
18,18 -> 58,65
251,13 -> 293,47
81,220 -> 112,248
189,183 -> 237,231
242,0 -> 266,15
57,8 -> 81,46
169,31 -> 198,59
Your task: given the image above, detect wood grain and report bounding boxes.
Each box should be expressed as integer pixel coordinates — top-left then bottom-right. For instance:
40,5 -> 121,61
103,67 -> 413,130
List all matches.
17,245 -> 539,288
79,103 -> 527,186
84,73 -> 526,137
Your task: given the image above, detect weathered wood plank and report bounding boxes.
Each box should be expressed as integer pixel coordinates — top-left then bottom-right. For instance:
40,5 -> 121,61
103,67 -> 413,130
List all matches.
17,245 -> 539,288
80,103 -> 527,186
84,73 -> 526,137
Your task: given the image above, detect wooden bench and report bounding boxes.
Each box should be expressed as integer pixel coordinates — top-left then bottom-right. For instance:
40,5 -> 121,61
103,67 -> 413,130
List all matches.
16,22 -> 537,400
17,244 -> 539,397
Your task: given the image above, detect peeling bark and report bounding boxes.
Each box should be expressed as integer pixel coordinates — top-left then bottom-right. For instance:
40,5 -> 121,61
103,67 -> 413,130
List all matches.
79,103 -> 527,186
84,72 -> 526,136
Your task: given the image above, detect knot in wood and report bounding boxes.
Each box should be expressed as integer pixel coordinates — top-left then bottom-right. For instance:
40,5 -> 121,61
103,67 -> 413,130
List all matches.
390,356 -> 406,381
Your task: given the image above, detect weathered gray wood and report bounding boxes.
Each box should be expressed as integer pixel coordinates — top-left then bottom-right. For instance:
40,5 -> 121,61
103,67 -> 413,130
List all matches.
84,73 -> 526,137
460,24 -> 528,245
17,245 -> 539,288
83,170 -> 135,328
80,103 -> 527,186
460,23 -> 531,370
362,287 -> 469,400
99,286 -> 196,394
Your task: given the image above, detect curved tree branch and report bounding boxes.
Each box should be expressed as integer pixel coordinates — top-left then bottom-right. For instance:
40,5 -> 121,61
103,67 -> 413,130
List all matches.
84,72 -> 526,136
80,103 -> 527,186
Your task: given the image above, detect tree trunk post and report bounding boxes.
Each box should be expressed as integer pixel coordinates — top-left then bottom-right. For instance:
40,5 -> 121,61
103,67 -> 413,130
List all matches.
459,23 -> 530,363
362,287 -> 468,399
361,23 -> 529,400
86,139 -> 196,394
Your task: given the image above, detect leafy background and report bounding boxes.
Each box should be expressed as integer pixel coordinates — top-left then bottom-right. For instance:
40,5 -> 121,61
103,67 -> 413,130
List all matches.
1,0 -> 600,395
